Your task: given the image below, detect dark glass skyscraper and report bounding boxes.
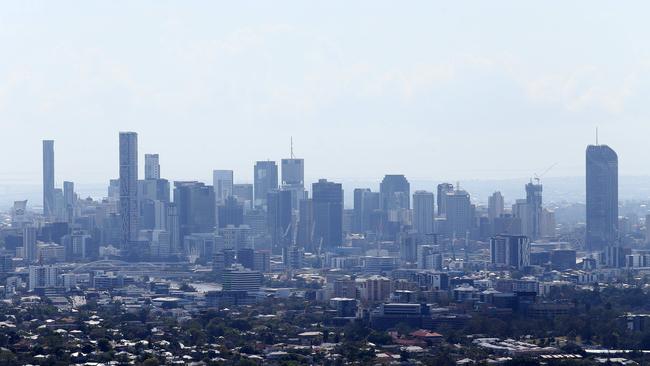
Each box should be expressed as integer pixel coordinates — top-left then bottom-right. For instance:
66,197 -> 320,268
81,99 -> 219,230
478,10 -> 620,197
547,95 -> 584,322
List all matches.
119,132 -> 139,248
379,175 -> 410,210
42,140 -> 55,219
267,189 -> 293,252
525,182 -> 542,240
312,179 -> 343,249
173,181 -> 216,242
254,161 -> 278,207
586,144 -> 618,251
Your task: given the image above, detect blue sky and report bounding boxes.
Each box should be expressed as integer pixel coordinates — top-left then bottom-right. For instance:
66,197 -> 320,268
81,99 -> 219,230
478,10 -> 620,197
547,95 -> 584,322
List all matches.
2,1 -> 650,188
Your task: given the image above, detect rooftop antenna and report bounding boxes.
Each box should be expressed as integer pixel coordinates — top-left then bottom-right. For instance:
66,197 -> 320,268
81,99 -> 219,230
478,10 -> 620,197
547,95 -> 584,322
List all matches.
290,137 -> 295,159
596,127 -> 599,145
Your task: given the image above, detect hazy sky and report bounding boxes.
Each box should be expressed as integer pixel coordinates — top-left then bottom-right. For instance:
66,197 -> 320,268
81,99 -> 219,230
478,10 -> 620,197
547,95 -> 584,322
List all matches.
2,1 -> 650,188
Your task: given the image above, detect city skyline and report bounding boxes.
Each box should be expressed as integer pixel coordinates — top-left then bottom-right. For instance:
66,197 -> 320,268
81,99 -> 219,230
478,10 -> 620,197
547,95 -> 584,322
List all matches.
4,2 -> 650,186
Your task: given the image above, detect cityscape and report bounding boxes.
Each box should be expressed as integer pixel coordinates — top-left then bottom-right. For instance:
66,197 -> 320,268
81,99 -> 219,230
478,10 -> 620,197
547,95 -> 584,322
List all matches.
4,2 -> 650,366
0,132 -> 648,365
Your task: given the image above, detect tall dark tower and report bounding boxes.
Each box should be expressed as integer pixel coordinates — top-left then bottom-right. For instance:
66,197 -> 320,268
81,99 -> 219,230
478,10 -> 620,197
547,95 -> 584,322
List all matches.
586,144 -> 618,251
312,179 -> 343,249
42,140 -> 55,219
525,181 -> 542,240
119,132 -> 139,248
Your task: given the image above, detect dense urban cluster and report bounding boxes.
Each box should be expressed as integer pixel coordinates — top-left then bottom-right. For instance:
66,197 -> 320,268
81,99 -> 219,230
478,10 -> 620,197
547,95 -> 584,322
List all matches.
1,134 -> 649,365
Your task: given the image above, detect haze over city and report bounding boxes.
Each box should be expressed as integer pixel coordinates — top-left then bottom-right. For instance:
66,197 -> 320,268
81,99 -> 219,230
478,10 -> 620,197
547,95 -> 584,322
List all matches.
3,2 -> 650,191
4,2 -> 650,365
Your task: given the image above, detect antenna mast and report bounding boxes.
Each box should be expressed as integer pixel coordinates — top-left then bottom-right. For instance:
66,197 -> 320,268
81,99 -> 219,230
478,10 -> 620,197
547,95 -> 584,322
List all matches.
596,127 -> 599,145
290,137 -> 295,159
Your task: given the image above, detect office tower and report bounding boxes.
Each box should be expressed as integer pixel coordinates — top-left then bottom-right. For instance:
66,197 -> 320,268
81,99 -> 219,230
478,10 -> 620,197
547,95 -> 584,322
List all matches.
23,226 -> 37,262
490,235 -> 530,269
512,199 -> 530,236
541,208 -> 556,238
63,181 -> 75,223
144,154 -> 160,180
436,183 -> 454,216
488,191 -> 504,222
525,181 -> 543,240
267,189 -> 293,252
586,144 -> 618,251
213,170 -> 234,203
297,198 -> 314,250
353,188 -> 370,233
219,225 -> 251,251
312,179 -> 343,249
646,214 -> 650,245
380,175 -> 410,210
281,158 -> 305,210
233,183 -> 254,209
119,132 -> 139,248
254,161 -> 278,207
236,248 -> 255,269
29,265 -> 59,292
42,140 -> 55,219
11,200 -> 29,228
353,189 -> 380,234
217,196 -> 244,228
445,189 -> 472,236
413,190 -> 434,235
221,266 -> 262,292
173,181 -> 215,243
166,203 -> 180,254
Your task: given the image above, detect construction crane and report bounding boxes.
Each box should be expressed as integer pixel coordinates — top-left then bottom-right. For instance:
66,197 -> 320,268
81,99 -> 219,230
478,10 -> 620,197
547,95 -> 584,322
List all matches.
533,162 -> 558,184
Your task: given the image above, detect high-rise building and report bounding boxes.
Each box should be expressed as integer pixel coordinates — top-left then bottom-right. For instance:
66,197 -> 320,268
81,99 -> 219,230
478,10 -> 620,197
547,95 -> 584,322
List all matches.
525,182 -> 543,240
297,197 -> 314,251
63,181 -> 75,223
281,158 -> 305,210
380,175 -> 410,210
267,189 -> 293,252
144,154 -> 160,180
586,144 -> 618,251
119,132 -> 139,249
413,191 -> 434,235
23,226 -> 37,262
353,188 -> 380,234
488,191 -> 504,222
42,140 -> 55,219
444,189 -> 472,236
312,179 -> 343,249
173,181 -> 215,243
233,183 -> 254,209
217,196 -> 244,228
213,170 -> 234,203
254,161 -> 278,207
490,235 -> 530,269
436,183 -> 454,216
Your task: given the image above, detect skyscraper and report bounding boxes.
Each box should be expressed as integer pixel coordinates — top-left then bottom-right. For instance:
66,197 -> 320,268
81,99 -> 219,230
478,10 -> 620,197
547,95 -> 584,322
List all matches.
490,235 -> 530,269
281,158 -> 305,210
63,181 -> 75,223
525,181 -> 543,240
379,175 -> 410,210
444,189 -> 472,236
173,181 -> 216,243
119,132 -> 139,248
488,191 -> 504,222
254,161 -> 278,207
586,144 -> 618,251
267,189 -> 293,252
213,170 -> 234,203
42,140 -> 55,219
436,183 -> 454,216
312,179 -> 343,249
413,191 -> 434,235
144,153 -> 160,180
